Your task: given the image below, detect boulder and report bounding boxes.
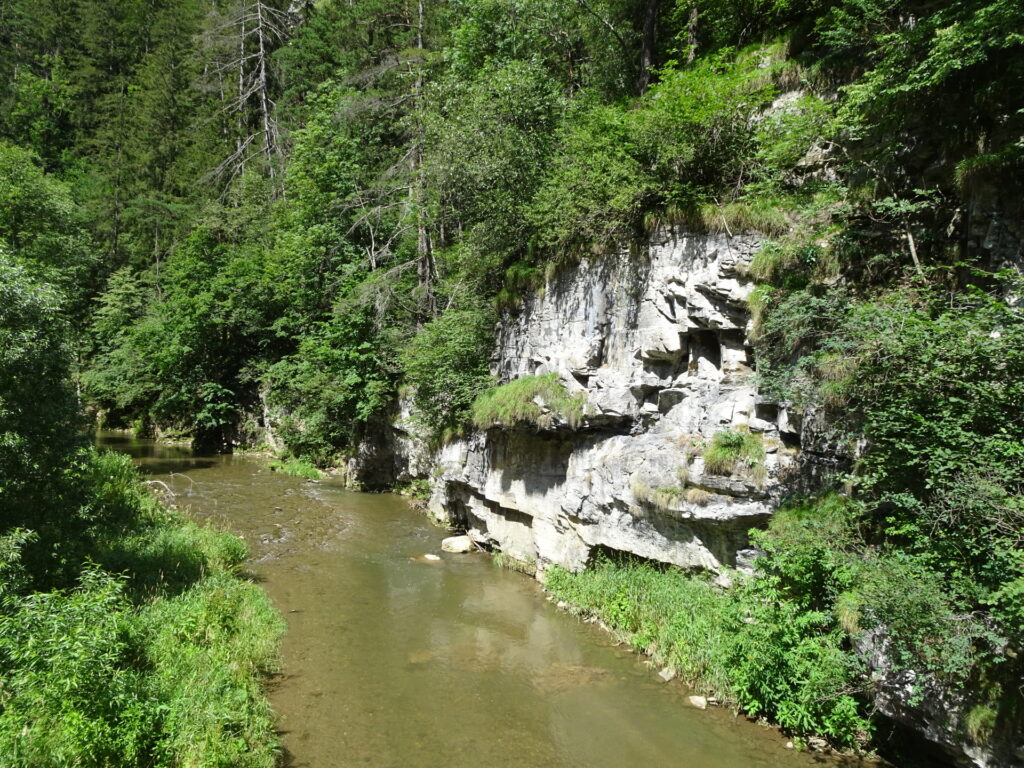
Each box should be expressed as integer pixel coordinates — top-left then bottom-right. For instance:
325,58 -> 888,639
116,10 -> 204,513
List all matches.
441,535 -> 475,553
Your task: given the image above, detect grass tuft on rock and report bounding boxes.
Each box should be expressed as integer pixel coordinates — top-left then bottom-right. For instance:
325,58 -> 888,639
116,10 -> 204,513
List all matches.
703,428 -> 766,479
470,373 -> 585,430
268,456 -> 324,480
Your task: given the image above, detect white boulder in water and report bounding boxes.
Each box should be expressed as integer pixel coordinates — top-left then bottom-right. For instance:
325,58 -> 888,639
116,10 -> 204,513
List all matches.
441,535 -> 475,553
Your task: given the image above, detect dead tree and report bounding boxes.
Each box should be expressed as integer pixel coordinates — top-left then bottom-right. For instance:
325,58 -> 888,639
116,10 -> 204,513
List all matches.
201,0 -> 294,188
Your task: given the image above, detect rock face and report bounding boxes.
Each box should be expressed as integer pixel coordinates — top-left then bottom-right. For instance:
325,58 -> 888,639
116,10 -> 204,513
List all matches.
365,225 -> 1014,768
422,229 -> 800,576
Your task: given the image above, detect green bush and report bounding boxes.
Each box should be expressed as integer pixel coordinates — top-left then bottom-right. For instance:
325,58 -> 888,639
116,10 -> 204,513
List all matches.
400,307 -> 495,439
268,456 -> 324,480
0,449 -> 284,767
546,556 -> 736,695
546,540 -> 873,749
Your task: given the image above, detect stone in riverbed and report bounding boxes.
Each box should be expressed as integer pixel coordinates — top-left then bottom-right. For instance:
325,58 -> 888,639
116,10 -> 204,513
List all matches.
441,535 -> 475,553
687,695 -> 708,710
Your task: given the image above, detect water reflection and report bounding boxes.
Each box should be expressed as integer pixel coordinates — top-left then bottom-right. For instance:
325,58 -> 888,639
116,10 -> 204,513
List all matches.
98,431 -> 882,768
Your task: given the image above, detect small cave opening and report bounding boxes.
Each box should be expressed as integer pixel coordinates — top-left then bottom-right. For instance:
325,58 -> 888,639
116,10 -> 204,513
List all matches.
689,330 -> 721,370
585,545 -> 672,571
780,431 -> 801,450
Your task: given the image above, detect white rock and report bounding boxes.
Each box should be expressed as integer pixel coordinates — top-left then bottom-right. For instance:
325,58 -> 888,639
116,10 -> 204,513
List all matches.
687,695 -> 708,710
440,535 -> 475,553
422,553 -> 441,561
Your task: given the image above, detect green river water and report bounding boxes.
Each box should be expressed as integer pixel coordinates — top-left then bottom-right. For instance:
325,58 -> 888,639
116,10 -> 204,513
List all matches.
100,432 -> 880,768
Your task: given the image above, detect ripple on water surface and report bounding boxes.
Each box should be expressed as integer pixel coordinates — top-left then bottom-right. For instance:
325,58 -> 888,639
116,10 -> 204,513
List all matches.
100,432 -> 884,768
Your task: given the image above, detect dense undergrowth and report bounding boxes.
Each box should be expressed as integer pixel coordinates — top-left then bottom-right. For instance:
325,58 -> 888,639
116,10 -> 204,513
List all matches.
1,210 -> 283,765
0,452 -> 284,767
546,548 -> 872,750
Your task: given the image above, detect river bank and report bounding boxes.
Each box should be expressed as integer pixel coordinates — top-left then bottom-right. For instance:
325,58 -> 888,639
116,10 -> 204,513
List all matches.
101,431 -> 888,768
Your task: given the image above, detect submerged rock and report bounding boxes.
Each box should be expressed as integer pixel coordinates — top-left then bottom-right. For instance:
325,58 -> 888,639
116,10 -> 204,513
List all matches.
688,695 -> 708,710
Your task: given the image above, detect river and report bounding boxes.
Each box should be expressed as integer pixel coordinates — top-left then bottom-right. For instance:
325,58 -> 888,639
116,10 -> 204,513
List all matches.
100,432 -> 878,768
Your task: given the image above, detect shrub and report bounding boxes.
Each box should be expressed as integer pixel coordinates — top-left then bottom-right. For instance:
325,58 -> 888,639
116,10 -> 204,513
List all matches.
0,449 -> 284,767
546,556 -> 736,695
546,543 -> 873,750
399,307 -> 495,439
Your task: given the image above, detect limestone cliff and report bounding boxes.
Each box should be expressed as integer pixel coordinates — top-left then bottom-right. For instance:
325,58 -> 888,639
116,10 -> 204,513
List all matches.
402,228 -> 803,576
355,225 -> 1021,768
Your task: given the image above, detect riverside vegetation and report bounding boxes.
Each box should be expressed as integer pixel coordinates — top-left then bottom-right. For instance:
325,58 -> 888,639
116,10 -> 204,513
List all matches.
0,256 -> 283,764
1,0 -> 1022,761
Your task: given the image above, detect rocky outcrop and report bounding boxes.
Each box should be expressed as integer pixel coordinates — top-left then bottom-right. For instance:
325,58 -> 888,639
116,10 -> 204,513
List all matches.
420,229 -> 801,577
360,225 -> 1017,768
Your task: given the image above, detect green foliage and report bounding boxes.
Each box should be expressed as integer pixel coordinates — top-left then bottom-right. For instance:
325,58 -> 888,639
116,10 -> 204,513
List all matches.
400,307 -> 495,439
0,143 -> 95,311
546,556 -> 737,695
529,102 -> 651,252
470,373 -> 586,430
546,545 -> 873,749
0,250 -> 81,539
0,449 -> 284,768
266,310 -> 393,466
268,456 -> 324,480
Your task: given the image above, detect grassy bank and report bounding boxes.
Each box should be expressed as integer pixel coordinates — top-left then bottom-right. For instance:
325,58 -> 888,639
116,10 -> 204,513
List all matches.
545,544 -> 871,752
0,450 -> 285,767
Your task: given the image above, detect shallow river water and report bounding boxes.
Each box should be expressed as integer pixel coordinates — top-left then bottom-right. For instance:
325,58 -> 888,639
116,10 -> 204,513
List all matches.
101,432 -> 878,768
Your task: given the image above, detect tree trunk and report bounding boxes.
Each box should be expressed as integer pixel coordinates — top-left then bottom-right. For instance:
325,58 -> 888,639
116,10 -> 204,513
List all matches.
638,0 -> 659,94
412,0 -> 434,321
686,7 -> 698,63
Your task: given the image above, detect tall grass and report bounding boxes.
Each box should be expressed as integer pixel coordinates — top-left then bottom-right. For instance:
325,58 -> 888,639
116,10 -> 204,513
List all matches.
268,455 -> 324,480
0,449 -> 285,767
470,373 -> 586,430
546,556 -> 737,695
545,550 -> 872,750
703,428 -> 766,484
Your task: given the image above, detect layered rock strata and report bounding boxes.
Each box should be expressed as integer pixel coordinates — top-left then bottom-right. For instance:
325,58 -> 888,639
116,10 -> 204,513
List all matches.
418,229 -> 800,576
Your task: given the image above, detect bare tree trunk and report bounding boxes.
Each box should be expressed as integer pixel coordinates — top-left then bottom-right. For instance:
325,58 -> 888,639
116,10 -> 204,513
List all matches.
412,0 -> 434,321
236,7 -> 247,174
686,7 -> 698,63
255,0 -> 275,180
904,222 -> 925,277
638,0 -> 659,94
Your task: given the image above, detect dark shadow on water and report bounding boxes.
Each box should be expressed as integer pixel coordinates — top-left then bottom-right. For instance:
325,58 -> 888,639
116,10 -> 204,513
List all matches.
277,741 -> 302,768
136,458 -> 218,475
